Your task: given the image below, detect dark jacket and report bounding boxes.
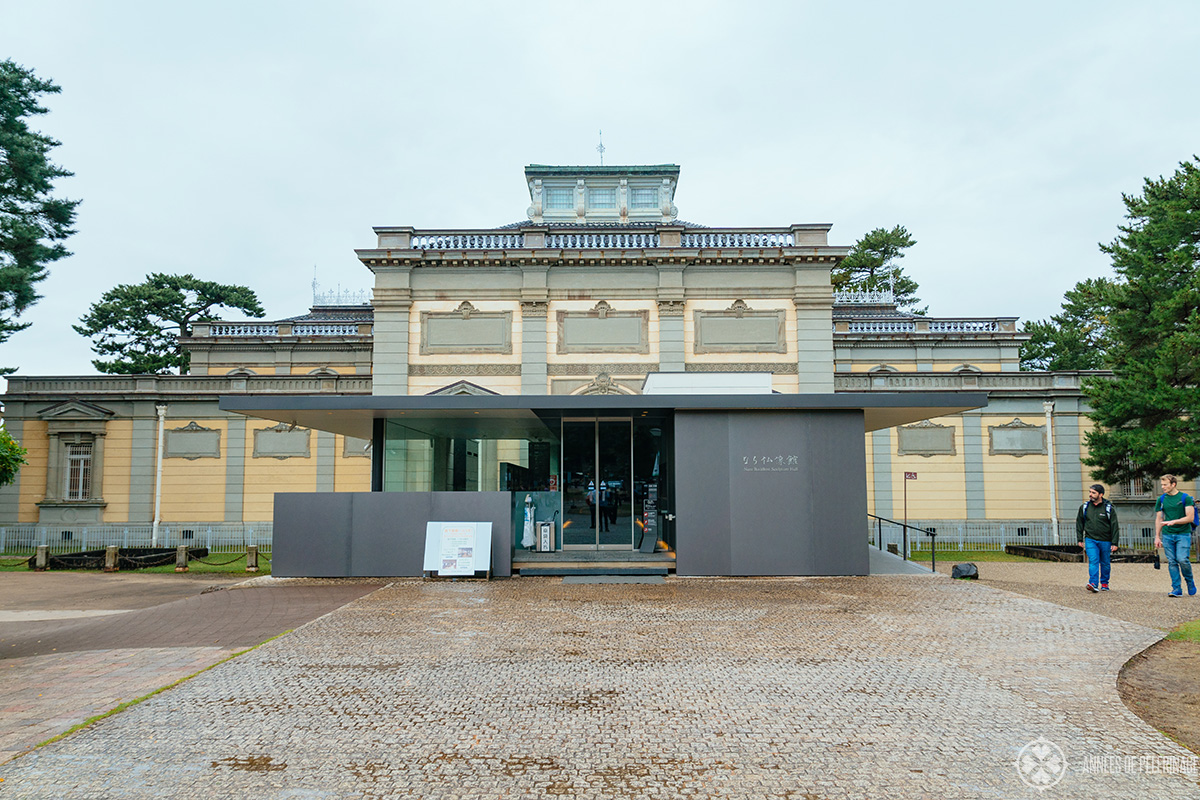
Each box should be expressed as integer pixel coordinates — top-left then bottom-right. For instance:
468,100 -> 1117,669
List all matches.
1076,499 -> 1119,546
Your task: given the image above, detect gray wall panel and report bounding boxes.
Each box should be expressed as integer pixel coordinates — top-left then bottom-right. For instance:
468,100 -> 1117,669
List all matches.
273,492 -> 353,576
675,411 -> 867,576
273,491 -> 513,578
674,413 -> 732,576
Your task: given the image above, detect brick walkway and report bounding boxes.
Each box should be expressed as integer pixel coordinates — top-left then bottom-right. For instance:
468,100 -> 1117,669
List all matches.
0,582 -> 381,763
2,575 -> 1197,798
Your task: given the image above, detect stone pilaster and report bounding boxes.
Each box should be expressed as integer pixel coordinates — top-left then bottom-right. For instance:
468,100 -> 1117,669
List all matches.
371,275 -> 413,396
793,279 -> 835,393
224,416 -> 245,522
520,301 -> 549,395
657,300 -> 686,373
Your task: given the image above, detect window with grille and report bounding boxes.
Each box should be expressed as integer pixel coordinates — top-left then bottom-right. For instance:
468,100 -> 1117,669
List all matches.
1123,476 -> 1154,497
587,187 -> 616,209
66,443 -> 92,500
545,187 -> 573,210
630,187 -> 657,208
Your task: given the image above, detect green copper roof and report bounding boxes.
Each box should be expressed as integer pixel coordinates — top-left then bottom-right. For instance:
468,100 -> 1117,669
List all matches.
524,164 -> 680,177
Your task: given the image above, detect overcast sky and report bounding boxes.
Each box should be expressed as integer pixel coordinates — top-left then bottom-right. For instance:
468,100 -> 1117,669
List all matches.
2,1 -> 1198,377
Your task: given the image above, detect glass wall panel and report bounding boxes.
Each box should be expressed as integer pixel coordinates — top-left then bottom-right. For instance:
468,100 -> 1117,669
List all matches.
597,419 -> 632,547
561,420 -> 596,546
633,417 -> 674,552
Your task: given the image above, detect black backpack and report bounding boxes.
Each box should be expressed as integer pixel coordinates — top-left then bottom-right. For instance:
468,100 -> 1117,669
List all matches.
1081,500 -> 1114,521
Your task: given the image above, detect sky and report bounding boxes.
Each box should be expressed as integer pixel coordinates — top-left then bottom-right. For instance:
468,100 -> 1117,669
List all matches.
2,0 -> 1198,377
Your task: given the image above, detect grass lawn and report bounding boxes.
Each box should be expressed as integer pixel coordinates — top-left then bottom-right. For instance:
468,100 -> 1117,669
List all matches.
0,553 -> 270,575
906,549 -> 1043,563
1167,619 -> 1200,642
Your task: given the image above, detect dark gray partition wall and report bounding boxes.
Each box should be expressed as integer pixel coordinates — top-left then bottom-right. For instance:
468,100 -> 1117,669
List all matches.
674,410 -> 869,576
273,491 -> 513,577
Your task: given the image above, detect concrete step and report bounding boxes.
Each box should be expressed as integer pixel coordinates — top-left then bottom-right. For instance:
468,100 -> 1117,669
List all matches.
517,566 -> 670,577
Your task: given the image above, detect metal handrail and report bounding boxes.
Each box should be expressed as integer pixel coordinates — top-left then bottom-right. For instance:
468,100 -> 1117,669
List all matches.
867,513 -> 938,570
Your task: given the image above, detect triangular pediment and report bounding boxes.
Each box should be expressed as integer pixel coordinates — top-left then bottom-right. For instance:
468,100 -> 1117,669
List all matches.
426,380 -> 500,396
37,399 -> 115,420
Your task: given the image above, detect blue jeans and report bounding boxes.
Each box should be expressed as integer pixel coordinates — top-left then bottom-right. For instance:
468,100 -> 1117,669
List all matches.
1162,532 -> 1196,595
1084,538 -> 1112,587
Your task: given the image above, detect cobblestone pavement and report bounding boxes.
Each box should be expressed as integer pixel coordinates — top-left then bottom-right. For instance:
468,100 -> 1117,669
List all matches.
2,575 -> 1199,799
0,581 -> 381,763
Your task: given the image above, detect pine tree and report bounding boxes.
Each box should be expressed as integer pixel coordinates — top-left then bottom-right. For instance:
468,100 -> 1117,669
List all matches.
832,225 -> 924,313
74,274 -> 265,374
0,60 -> 79,368
1019,278 -> 1112,371
1083,158 -> 1200,482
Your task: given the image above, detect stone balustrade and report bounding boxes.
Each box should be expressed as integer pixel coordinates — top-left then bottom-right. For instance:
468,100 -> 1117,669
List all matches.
410,233 -> 524,250
844,320 -> 917,333
833,289 -> 895,305
680,231 -> 794,248
396,228 -> 805,251
292,323 -> 361,336
545,232 -> 660,249
4,374 -> 372,396
836,317 -> 1018,335
209,323 -> 279,336
834,371 -> 1095,392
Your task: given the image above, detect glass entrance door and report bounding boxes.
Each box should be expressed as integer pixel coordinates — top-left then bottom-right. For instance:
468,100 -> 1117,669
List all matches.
561,417 -> 633,549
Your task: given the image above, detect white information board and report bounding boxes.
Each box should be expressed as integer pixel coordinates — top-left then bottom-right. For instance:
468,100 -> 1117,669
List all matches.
423,521 -> 493,576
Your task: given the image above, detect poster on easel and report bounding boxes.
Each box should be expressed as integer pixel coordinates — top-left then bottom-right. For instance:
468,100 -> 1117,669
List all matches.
423,521 -> 493,577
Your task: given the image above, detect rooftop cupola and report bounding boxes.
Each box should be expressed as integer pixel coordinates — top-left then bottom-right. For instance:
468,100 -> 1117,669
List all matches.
525,164 -> 679,225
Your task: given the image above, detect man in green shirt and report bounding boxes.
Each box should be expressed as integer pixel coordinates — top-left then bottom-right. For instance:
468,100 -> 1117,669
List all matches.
1155,474 -> 1196,598
1077,483 -> 1118,592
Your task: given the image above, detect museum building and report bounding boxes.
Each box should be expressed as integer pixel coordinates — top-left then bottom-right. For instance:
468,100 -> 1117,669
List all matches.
3,163 -> 1163,575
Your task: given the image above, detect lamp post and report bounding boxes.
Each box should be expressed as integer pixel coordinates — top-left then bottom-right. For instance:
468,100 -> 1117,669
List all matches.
152,403 -> 166,547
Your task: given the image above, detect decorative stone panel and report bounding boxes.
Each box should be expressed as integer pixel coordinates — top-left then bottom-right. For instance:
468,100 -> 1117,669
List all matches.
420,302 -> 513,355
253,423 -> 311,459
693,301 -> 787,354
343,436 -> 372,458
988,418 -> 1046,457
557,302 -> 650,354
898,420 -> 956,457
166,421 -> 221,460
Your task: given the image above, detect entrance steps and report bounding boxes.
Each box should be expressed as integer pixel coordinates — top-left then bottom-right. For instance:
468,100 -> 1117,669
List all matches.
513,550 -> 675,577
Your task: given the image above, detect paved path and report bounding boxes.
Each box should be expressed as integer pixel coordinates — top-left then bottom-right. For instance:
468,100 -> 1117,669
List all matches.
2,575 -> 1198,798
0,576 -> 381,763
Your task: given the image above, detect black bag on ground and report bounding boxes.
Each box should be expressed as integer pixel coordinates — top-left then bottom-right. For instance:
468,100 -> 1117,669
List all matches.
951,563 -> 979,580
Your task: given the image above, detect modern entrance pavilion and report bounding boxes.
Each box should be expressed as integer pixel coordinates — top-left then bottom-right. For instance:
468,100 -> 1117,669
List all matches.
221,390 -> 985,578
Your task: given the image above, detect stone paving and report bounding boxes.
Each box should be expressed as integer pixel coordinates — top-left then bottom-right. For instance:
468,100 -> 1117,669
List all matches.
0,581 -> 381,763
2,575 -> 1199,798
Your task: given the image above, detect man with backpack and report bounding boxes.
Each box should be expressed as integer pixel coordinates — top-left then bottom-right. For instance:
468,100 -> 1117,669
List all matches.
1077,483 -> 1119,592
1155,474 -> 1197,598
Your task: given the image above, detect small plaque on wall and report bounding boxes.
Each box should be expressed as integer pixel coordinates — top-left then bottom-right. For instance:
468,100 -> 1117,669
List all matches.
898,420 -> 956,457
165,421 -> 220,459
253,424 -> 311,459
989,418 -> 1046,457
